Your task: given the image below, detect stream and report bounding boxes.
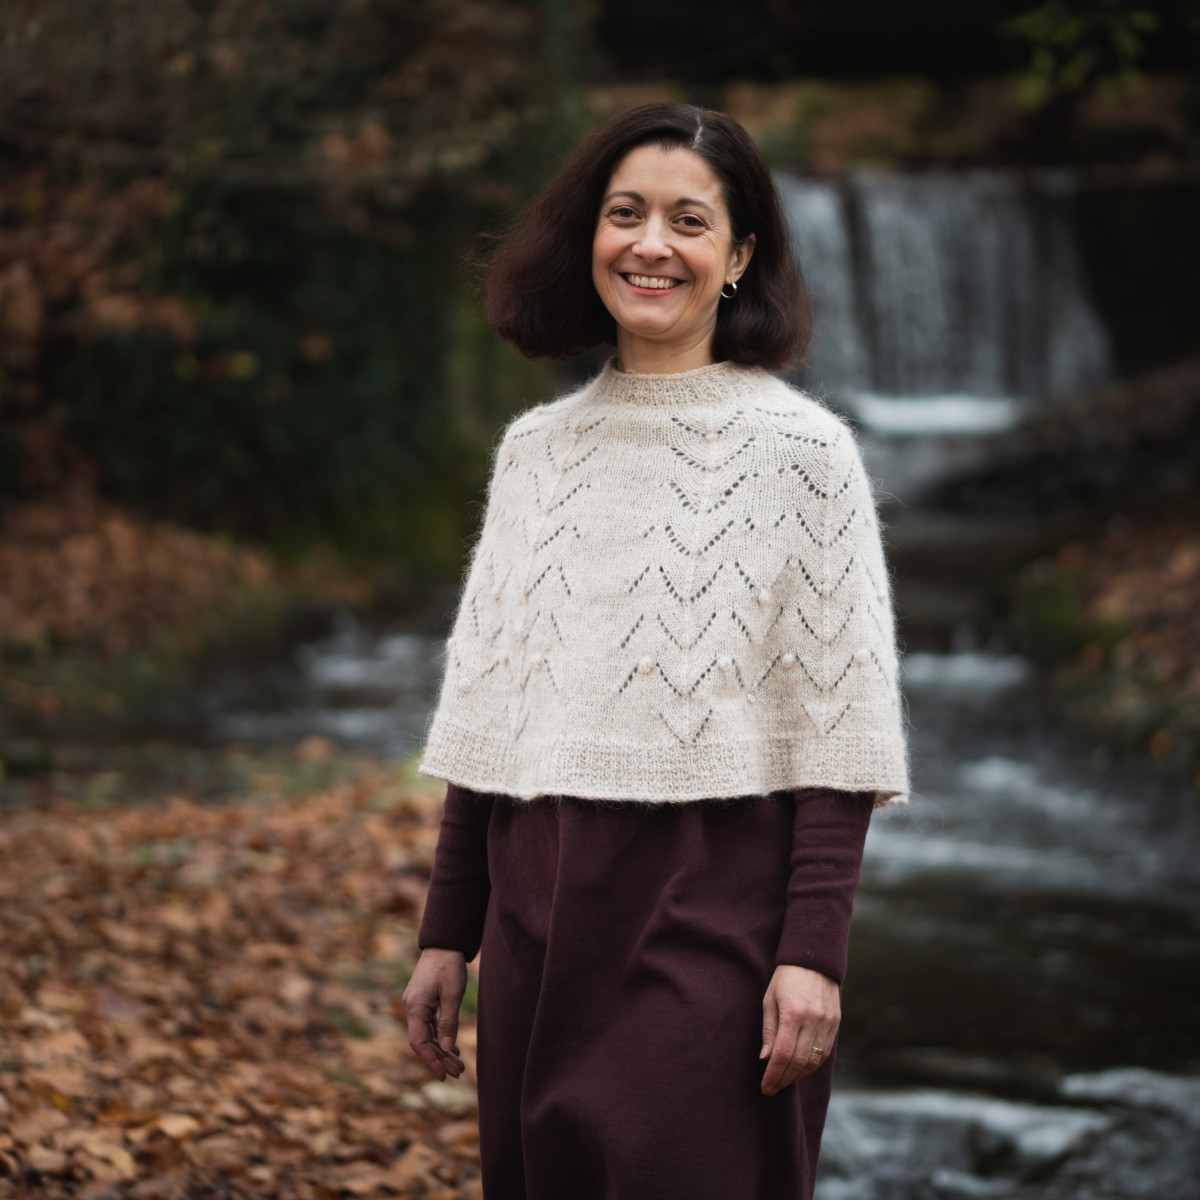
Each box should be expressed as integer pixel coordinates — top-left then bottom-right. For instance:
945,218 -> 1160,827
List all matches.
185,599 -> 1200,1199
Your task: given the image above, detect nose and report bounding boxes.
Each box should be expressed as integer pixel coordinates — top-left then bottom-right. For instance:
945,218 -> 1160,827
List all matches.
632,216 -> 671,262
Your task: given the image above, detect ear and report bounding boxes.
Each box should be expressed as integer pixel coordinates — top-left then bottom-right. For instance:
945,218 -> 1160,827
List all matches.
729,232 -> 756,283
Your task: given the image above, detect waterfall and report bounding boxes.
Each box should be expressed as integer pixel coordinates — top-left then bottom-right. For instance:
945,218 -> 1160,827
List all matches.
779,168 -> 1113,435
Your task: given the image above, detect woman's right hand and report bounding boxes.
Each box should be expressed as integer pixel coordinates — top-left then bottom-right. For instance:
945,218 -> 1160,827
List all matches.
401,948 -> 468,1081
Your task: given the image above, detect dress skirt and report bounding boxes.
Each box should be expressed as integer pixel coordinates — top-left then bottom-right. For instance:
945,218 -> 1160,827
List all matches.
421,788 -> 872,1200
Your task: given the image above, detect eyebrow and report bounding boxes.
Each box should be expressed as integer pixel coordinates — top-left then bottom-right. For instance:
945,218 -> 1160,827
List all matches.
601,190 -> 717,215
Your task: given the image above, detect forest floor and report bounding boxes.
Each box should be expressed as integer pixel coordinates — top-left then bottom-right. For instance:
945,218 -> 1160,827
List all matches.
0,742 -> 481,1199
0,490 -> 374,750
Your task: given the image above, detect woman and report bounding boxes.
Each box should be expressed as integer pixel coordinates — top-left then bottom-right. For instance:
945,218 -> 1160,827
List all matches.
402,102 -> 910,1200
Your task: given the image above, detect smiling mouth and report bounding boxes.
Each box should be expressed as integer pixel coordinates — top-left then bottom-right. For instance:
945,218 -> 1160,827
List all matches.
622,273 -> 684,290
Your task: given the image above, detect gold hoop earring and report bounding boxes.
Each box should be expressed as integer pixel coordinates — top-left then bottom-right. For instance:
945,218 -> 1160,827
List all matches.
720,281 -> 738,300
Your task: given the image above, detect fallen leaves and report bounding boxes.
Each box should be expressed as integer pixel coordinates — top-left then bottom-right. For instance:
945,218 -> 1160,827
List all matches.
0,492 -> 368,667
1068,515 -> 1200,692
1047,505 -> 1200,783
0,753 -> 481,1197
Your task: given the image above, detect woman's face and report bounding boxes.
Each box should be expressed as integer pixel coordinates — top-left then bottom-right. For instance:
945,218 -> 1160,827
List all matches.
591,143 -> 755,370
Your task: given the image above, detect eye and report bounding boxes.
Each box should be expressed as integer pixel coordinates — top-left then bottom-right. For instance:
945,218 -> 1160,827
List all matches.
676,214 -> 707,231
607,205 -> 639,221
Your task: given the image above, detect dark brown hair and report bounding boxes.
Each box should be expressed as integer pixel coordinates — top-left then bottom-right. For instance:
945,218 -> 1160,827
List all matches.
480,103 -> 813,369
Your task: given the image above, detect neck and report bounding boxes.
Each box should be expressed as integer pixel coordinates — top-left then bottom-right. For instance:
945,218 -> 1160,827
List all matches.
591,355 -> 755,408
615,329 -> 716,375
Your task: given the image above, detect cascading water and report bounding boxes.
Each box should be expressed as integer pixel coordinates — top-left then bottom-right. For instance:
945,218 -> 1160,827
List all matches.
778,169 -> 1114,439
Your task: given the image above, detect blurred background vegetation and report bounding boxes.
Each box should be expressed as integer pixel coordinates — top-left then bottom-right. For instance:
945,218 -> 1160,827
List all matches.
1,0 -> 1199,778
0,0 -> 584,563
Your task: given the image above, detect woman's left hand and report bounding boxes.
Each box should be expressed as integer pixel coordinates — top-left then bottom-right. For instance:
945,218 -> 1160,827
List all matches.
759,964 -> 841,1095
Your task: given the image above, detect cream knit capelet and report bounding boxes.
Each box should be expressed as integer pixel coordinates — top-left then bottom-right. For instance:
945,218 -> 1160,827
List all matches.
419,357 -> 911,808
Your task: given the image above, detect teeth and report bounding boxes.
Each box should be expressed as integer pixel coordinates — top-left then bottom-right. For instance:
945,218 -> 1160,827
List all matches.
626,274 -> 681,290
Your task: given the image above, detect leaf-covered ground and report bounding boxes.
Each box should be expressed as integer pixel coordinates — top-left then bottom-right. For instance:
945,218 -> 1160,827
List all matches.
0,742 -> 480,1198
0,493 -> 371,726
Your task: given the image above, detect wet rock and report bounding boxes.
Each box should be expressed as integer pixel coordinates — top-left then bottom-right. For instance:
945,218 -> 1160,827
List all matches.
965,1121 -> 1018,1176
816,1087 -> 1113,1200
1059,1067 -> 1200,1119
1027,1070 -> 1200,1200
930,1168 -> 1012,1197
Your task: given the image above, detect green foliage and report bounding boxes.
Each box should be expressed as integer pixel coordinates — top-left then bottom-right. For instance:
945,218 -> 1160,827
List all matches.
53,167 -> 560,571
998,0 -> 1163,112
58,182 -> 454,559
1007,554 -> 1128,665
1006,555 -> 1198,783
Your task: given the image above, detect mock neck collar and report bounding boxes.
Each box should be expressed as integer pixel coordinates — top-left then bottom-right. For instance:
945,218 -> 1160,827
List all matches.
588,356 -> 762,407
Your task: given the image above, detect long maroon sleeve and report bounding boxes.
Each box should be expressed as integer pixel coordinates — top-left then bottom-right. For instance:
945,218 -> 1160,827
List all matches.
418,783 -> 494,961
420,781 -> 873,977
774,788 -> 874,985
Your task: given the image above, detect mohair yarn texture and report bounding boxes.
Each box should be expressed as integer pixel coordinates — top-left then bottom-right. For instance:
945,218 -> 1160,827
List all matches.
419,357 -> 911,807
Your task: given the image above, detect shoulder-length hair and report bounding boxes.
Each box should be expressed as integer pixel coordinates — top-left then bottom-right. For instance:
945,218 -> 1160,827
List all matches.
480,102 -> 813,370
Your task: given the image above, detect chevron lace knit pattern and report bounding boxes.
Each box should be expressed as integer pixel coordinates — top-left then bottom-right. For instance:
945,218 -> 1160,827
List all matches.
419,357 -> 911,808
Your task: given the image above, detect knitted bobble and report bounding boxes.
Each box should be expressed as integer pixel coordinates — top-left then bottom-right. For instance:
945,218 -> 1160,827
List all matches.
717,656 -> 733,672
637,656 -> 654,674
781,653 -> 797,668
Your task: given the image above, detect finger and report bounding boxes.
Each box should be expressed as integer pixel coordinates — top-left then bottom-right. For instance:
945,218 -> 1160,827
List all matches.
774,1011 -> 832,1090
429,1028 -> 465,1073
429,1037 -> 465,1078
785,1042 -> 820,1086
761,1019 -> 801,1095
790,1020 -> 836,1084
412,1038 -> 445,1078
406,1008 -> 448,1080
404,1000 -> 432,1049
776,1038 -> 810,1089
760,996 -> 779,1061
430,1038 -> 464,1064
436,1009 -> 461,1055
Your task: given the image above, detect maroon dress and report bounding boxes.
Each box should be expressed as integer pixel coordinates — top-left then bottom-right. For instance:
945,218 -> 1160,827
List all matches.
419,784 -> 873,1200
